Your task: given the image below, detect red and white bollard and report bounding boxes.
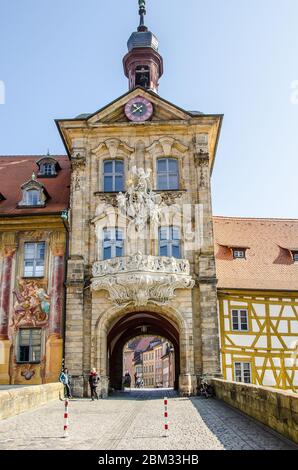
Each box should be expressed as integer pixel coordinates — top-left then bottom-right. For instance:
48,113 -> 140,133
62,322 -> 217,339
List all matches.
164,397 -> 169,436
63,398 -> 69,438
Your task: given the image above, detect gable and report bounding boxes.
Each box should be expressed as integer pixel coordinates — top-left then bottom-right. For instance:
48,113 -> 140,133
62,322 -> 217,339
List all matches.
87,87 -> 191,125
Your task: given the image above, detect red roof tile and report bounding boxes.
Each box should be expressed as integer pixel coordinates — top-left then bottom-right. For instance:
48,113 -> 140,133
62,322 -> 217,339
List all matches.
0,156 -> 70,215
213,216 -> 298,291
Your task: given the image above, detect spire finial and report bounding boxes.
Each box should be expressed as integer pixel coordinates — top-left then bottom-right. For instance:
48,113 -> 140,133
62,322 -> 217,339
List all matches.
138,0 -> 147,31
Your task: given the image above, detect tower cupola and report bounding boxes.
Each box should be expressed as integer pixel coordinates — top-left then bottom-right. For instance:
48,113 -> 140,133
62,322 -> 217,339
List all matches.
123,0 -> 163,93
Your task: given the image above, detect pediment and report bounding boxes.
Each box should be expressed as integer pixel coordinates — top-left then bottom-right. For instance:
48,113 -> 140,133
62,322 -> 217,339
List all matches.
87,88 -> 192,125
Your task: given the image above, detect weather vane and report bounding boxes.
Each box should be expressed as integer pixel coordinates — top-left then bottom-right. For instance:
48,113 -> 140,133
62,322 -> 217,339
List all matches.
138,0 -> 146,29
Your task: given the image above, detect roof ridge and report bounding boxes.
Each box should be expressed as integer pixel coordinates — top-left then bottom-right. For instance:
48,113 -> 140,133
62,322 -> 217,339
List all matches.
0,155 -> 67,159
213,215 -> 298,222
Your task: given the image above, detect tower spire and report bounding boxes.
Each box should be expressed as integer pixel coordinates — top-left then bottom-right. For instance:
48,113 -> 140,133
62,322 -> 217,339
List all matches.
138,0 -> 147,31
123,0 -> 163,93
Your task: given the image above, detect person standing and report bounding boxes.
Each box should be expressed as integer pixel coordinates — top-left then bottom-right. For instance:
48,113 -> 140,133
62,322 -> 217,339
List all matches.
59,368 -> 72,398
89,368 -> 100,401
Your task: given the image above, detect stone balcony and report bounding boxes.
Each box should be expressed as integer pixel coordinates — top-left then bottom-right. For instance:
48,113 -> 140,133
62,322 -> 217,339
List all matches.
91,253 -> 194,307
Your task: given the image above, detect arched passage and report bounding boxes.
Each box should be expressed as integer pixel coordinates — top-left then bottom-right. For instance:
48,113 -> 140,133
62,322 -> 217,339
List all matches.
107,312 -> 180,391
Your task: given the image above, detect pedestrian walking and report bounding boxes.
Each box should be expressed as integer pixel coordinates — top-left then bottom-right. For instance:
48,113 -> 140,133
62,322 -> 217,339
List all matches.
59,368 -> 72,398
89,368 -> 100,401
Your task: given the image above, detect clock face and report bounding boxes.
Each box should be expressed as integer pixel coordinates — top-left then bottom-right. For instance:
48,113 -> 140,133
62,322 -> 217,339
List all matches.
125,96 -> 153,122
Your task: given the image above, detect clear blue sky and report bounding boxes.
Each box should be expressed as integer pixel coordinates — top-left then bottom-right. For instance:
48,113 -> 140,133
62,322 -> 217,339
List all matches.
1,0 -> 297,218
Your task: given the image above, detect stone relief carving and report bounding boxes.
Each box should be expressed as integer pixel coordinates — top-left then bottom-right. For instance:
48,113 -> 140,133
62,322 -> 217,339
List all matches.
92,138 -> 134,159
159,191 -> 184,205
93,252 -> 191,277
117,166 -> 162,231
71,151 -> 86,169
193,135 -> 210,188
92,252 -> 194,307
146,137 -> 188,157
21,364 -> 35,381
12,280 -> 50,328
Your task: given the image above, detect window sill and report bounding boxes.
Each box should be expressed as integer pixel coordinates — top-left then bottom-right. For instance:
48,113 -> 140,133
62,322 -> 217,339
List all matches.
21,276 -> 45,280
16,362 -> 41,365
17,204 -> 46,209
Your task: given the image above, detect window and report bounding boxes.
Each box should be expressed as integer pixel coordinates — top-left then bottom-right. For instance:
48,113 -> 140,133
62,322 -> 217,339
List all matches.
25,189 -> 41,206
231,309 -> 249,331
17,329 -> 42,363
234,362 -> 251,384
103,160 -> 124,192
159,227 -> 181,258
24,242 -> 46,277
157,158 -> 179,190
292,251 -> 298,262
232,249 -> 246,259
41,163 -> 55,176
103,228 -> 124,260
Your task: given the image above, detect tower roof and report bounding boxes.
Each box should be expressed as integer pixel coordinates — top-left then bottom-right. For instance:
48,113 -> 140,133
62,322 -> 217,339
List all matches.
127,30 -> 159,53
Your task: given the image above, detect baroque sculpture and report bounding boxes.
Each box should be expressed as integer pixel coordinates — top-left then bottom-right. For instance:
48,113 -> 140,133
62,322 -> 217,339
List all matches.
117,167 -> 162,231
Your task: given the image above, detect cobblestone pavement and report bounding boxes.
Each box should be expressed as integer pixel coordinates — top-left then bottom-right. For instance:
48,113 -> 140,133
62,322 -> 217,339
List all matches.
0,389 -> 296,450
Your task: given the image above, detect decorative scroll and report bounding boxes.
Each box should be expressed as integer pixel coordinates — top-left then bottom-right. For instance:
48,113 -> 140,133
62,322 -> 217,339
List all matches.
92,252 -> 194,307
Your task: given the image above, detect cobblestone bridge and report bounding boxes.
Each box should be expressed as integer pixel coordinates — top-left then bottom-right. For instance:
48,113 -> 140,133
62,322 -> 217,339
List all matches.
0,389 -> 296,450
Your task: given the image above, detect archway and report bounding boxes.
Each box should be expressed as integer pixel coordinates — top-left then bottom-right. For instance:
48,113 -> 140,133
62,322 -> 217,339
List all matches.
107,312 -> 180,391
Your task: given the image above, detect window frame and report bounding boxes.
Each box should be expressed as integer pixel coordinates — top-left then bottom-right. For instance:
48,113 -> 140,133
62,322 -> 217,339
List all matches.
103,159 -> 125,193
156,158 -> 179,191
102,228 -> 124,260
17,328 -> 42,364
25,189 -> 42,206
23,241 -> 46,278
234,361 -> 252,384
232,249 -> 246,259
41,162 -> 56,176
231,309 -> 249,332
158,226 -> 181,258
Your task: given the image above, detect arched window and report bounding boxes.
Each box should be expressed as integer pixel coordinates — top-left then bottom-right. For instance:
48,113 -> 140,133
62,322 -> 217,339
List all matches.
103,160 -> 124,192
159,226 -> 181,258
157,158 -> 179,190
103,228 -> 124,260
25,189 -> 41,206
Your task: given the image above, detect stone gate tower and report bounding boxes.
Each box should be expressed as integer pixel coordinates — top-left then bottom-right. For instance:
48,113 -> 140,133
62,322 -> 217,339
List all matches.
56,1 -> 223,397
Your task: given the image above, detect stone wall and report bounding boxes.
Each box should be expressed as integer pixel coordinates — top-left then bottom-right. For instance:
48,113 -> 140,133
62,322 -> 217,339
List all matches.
0,383 -> 64,420
211,378 -> 298,444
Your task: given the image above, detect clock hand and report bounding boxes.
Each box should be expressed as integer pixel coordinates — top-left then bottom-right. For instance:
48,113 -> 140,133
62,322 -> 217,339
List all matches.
132,105 -> 144,114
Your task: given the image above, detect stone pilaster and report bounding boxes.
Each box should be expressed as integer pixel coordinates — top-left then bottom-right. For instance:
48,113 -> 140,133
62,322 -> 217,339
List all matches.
64,151 -> 87,396
193,134 -> 221,379
45,232 -> 66,383
0,233 -> 17,384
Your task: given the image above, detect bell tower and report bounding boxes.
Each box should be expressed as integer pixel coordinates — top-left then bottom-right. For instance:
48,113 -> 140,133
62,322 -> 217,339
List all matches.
123,0 -> 163,93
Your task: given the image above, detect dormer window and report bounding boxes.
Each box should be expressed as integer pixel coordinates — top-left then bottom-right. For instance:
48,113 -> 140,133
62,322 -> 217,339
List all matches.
232,248 -> 246,259
36,156 -> 60,177
25,189 -> 41,206
18,173 -> 49,208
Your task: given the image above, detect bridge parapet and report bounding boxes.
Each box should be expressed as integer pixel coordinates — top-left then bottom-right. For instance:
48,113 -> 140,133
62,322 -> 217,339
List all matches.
211,378 -> 298,444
